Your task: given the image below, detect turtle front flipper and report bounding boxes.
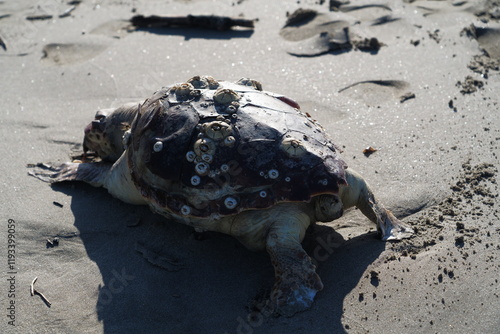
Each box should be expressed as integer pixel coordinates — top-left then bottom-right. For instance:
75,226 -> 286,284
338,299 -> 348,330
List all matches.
28,162 -> 112,187
265,210 -> 323,317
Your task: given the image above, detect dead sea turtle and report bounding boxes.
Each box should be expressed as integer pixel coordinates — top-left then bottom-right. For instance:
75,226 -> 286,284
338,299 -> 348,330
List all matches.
29,76 -> 413,316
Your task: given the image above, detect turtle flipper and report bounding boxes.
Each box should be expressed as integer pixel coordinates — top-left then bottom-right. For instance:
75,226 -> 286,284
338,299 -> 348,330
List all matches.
28,162 -> 111,187
368,200 -> 414,241
265,210 -> 323,317
343,169 -> 414,241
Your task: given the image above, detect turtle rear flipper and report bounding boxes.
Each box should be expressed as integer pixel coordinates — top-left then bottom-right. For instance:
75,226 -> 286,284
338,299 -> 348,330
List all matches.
342,169 -> 414,241
377,209 -> 414,241
264,207 -> 323,317
28,162 -> 111,187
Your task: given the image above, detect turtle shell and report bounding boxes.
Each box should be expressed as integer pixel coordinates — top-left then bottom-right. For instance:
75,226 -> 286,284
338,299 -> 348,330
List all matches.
127,76 -> 347,218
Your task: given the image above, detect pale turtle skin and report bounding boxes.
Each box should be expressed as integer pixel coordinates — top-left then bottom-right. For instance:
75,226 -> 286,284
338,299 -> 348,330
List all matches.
30,76 -> 413,316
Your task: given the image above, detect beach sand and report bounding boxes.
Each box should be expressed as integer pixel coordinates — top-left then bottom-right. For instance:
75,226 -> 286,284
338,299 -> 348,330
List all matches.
1,0 -> 499,333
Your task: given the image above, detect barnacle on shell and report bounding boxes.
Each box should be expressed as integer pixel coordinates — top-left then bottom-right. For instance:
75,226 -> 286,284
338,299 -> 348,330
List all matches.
195,162 -> 210,176
213,88 -> 240,105
153,141 -> 163,152
236,78 -> 263,91
191,175 -> 201,186
224,196 -> 238,209
194,138 -> 216,156
268,169 -> 279,179
205,76 -> 219,89
180,205 -> 191,215
203,121 -> 233,140
122,130 -> 131,147
175,83 -> 194,97
223,136 -> 236,147
225,102 -> 239,114
187,75 -> 219,90
186,151 -> 196,162
201,153 -> 213,164
187,76 -> 207,89
280,138 -> 306,158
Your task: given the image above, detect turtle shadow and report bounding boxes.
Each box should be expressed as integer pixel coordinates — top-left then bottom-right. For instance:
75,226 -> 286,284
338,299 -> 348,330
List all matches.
51,182 -> 386,333
299,224 -> 386,334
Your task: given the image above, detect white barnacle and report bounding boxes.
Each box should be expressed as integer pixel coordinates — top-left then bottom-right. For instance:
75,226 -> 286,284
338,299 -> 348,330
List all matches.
225,102 -> 239,114
122,130 -> 131,148
195,162 -> 210,176
181,205 -> 191,215
259,171 -> 265,177
220,164 -> 229,173
202,153 -> 213,164
186,151 -> 196,162
280,137 -> 306,158
320,179 -> 328,186
285,177 -> 291,182
223,136 -> 235,147
194,138 -> 216,156
268,169 -> 279,179
153,141 -> 163,152
259,190 -> 267,198
190,89 -> 201,97
224,197 -> 238,209
191,175 -> 201,186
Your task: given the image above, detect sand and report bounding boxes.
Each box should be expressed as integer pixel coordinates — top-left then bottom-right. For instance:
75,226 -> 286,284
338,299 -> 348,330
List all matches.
1,0 -> 499,333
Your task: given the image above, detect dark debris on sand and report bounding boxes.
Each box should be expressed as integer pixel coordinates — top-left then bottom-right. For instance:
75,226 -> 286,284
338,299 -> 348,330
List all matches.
456,75 -> 484,94
387,162 -> 497,260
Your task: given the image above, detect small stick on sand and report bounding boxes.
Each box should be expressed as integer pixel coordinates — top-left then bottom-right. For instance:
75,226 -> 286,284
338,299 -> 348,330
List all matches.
0,35 -> 6,51
130,14 -> 255,31
59,6 -> 77,18
34,290 -> 52,308
30,277 -> 37,296
30,276 -> 52,307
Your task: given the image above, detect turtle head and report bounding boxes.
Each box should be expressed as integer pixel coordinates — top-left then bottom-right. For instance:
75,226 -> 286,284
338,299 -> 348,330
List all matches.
83,103 -> 139,162
314,194 -> 344,222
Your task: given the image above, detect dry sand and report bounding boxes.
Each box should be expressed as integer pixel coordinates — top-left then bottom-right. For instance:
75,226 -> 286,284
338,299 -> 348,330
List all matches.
1,0 -> 499,333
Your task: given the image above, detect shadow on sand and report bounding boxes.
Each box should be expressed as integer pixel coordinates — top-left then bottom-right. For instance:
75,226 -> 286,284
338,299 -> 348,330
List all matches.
52,182 -> 385,333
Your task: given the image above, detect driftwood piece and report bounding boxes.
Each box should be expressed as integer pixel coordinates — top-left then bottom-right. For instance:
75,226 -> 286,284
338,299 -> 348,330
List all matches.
130,14 -> 255,31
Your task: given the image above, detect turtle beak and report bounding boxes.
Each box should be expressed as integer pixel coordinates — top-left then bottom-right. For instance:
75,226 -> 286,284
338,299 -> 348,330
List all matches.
83,122 -> 93,153
84,122 -> 93,135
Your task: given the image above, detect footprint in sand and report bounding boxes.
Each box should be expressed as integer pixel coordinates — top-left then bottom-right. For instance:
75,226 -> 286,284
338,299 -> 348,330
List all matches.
281,8 -> 395,57
338,80 -> 411,105
337,4 -> 393,21
89,20 -> 131,39
41,43 -> 107,66
280,9 -> 351,42
472,27 -> 500,59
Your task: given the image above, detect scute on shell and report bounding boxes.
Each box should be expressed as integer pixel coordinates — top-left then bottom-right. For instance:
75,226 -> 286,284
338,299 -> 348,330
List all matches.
127,76 -> 347,218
